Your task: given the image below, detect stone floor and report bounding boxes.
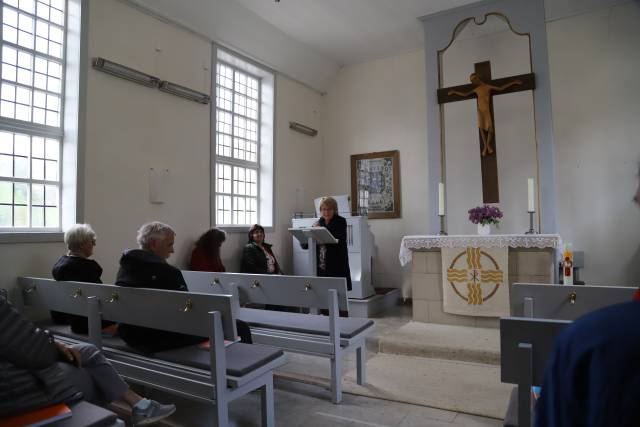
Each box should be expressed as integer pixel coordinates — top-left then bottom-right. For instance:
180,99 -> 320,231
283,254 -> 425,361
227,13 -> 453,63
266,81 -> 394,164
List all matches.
143,379 -> 502,427
378,322 -> 501,364
125,302 -> 506,426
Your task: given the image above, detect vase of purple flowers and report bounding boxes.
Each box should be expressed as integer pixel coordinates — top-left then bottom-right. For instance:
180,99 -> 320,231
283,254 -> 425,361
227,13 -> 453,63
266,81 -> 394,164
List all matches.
468,205 -> 503,235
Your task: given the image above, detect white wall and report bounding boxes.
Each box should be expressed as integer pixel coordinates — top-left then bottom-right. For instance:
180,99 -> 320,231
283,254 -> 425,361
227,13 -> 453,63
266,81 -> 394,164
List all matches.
548,2 -> 640,285
0,0 -> 325,292
85,0 -> 325,281
85,0 -> 213,282
441,18 -> 539,234
0,242 -> 66,296
127,0 -> 339,93
321,50 -> 428,295
321,2 -> 640,289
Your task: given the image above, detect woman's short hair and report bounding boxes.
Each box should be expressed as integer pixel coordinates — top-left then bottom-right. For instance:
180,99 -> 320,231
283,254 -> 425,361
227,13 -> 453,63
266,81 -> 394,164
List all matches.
248,224 -> 265,243
195,228 -> 226,255
65,224 -> 96,251
319,196 -> 338,213
137,221 -> 175,249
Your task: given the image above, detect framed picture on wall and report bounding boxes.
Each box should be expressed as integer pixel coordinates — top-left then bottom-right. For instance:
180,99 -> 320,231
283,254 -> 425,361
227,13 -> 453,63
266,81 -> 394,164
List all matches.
350,150 -> 400,219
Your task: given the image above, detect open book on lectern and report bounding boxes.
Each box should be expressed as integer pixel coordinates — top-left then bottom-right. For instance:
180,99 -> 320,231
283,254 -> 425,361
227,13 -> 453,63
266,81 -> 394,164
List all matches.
288,227 -> 338,245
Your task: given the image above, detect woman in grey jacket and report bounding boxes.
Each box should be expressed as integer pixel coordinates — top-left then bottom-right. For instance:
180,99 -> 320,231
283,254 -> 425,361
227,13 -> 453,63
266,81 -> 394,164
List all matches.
0,294 -> 175,425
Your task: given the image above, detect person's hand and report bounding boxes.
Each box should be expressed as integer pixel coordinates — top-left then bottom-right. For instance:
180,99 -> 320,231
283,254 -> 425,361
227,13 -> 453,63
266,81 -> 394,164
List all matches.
55,341 -> 82,367
312,221 -> 320,227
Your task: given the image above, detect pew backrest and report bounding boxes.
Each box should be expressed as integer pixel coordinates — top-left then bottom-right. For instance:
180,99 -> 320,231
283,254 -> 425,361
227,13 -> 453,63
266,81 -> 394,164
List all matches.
182,271 -> 349,311
17,277 -> 238,340
500,316 -> 570,386
511,283 -> 635,320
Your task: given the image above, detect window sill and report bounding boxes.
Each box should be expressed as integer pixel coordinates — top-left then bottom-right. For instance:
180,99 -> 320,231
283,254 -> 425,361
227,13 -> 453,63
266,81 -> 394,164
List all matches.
217,225 -> 274,233
0,232 -> 65,244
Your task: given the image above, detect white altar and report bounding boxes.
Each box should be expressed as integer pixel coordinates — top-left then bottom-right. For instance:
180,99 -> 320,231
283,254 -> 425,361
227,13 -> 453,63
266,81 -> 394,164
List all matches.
400,234 -> 561,328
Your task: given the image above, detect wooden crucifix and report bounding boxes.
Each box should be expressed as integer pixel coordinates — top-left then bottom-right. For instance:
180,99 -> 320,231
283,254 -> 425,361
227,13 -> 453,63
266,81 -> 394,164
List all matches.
437,61 -> 535,203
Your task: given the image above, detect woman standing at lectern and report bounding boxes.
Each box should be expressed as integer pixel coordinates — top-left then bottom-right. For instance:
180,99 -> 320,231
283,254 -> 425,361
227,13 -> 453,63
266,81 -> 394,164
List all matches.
314,197 -> 352,291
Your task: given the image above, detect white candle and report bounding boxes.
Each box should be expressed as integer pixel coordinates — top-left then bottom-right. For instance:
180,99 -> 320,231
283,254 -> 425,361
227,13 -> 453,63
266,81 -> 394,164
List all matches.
527,178 -> 535,212
438,182 -> 445,216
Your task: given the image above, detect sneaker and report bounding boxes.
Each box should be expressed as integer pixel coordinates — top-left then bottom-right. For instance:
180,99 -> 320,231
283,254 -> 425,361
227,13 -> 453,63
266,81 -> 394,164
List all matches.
131,400 -> 176,426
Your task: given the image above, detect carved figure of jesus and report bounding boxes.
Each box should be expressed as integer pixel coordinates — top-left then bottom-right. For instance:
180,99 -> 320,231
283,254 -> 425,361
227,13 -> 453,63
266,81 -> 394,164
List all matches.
448,73 -> 522,156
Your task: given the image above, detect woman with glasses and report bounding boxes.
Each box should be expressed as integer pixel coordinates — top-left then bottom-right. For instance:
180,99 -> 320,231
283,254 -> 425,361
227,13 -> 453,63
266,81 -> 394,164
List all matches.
51,224 -> 113,334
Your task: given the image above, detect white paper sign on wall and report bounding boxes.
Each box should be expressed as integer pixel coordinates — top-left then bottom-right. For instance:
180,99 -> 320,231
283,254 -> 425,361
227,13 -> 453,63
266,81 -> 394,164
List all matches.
149,168 -> 169,204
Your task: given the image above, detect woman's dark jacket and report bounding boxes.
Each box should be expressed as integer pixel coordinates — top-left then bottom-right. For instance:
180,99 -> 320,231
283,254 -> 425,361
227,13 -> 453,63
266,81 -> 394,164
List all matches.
0,297 -> 81,417
318,215 -> 352,291
51,255 -> 112,334
241,242 -> 282,274
115,249 -> 206,353
115,249 -> 252,351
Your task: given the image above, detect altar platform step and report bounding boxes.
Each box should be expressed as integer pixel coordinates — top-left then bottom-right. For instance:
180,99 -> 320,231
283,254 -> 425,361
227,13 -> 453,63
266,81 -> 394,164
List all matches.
348,287 -> 401,318
378,322 -> 501,365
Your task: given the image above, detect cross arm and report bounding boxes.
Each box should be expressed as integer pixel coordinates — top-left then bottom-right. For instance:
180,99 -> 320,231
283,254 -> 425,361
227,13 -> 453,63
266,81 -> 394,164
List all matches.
437,72 -> 535,104
437,83 -> 476,104
486,73 -> 535,94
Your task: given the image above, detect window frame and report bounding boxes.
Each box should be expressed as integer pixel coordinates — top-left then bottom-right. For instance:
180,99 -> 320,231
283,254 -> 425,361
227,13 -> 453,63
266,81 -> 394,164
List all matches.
0,0 -> 82,243
214,59 -> 262,227
212,45 -> 274,232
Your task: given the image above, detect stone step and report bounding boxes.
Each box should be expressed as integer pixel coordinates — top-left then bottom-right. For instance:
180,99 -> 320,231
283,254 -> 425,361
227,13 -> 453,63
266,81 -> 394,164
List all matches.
377,321 -> 501,365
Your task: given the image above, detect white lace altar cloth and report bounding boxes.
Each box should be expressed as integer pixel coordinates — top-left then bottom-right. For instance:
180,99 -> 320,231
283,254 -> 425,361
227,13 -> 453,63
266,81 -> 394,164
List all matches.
399,234 -> 562,266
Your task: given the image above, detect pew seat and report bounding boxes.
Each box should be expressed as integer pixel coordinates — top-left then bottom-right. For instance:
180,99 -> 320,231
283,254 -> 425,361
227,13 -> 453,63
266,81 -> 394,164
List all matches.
154,343 -> 283,377
44,323 -> 284,378
183,271 -> 375,403
239,307 -> 374,339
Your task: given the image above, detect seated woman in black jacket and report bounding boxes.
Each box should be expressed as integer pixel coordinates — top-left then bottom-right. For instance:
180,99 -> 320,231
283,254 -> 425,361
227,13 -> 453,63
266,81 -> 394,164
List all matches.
51,224 -> 113,334
0,294 -> 175,424
116,222 -> 251,353
241,224 -> 283,275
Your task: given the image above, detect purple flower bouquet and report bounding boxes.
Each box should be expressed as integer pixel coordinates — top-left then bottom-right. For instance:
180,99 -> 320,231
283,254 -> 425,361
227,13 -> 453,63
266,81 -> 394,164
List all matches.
468,205 -> 503,227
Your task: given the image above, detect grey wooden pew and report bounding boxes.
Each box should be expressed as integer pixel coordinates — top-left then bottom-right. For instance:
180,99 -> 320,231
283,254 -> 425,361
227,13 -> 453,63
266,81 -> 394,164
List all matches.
182,271 -> 375,404
500,317 -> 570,427
15,277 -> 287,427
503,283 -> 636,426
511,283 -> 636,319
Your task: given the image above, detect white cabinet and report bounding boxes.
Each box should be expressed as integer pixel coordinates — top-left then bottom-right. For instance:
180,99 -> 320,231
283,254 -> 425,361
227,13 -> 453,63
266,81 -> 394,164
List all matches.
292,216 -> 374,299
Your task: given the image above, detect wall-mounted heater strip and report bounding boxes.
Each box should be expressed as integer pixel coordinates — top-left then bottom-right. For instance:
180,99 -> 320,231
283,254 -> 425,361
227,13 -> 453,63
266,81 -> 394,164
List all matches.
92,57 -> 160,88
158,81 -> 211,105
289,121 -> 318,137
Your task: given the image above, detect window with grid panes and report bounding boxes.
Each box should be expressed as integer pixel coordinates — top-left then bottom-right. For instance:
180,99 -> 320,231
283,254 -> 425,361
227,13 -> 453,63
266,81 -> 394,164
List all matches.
0,0 -> 65,229
214,61 -> 261,226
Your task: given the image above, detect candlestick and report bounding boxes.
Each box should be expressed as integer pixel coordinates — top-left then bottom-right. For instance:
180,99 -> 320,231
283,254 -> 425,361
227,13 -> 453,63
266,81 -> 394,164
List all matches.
439,214 -> 447,235
527,178 -> 535,213
438,182 -> 445,216
525,211 -> 536,234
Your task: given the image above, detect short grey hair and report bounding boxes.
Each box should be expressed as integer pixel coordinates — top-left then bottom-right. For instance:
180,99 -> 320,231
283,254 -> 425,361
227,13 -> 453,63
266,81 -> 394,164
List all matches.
137,221 -> 175,249
65,224 -> 96,251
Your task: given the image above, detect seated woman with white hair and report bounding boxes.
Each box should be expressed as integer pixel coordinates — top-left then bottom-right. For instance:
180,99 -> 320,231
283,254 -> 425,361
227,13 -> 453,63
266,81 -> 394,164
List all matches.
116,222 -> 252,353
116,221 -> 203,353
51,224 -> 113,334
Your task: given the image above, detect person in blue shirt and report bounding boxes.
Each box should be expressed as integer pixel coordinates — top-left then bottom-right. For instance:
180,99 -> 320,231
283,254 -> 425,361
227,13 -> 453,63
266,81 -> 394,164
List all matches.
535,168 -> 640,427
